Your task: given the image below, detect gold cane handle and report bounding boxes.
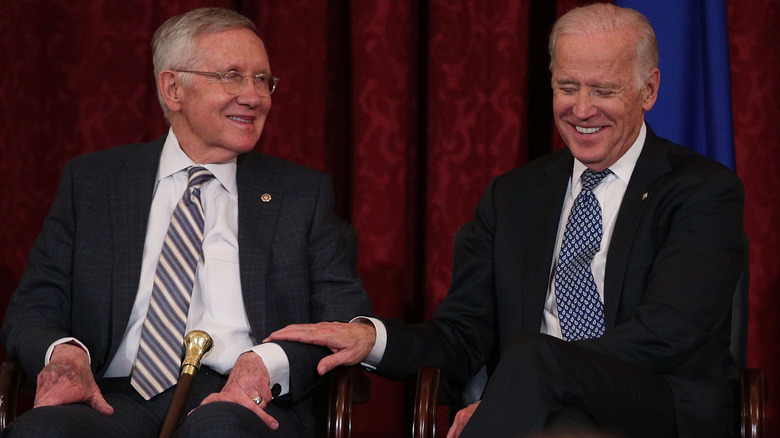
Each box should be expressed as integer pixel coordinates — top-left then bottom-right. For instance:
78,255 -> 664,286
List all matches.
181,330 -> 213,376
158,330 -> 213,438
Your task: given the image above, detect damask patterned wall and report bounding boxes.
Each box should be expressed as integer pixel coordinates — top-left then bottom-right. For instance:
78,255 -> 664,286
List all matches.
729,1 -> 780,434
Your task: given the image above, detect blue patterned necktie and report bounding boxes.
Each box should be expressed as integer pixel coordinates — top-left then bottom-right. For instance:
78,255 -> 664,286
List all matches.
554,168 -> 611,341
131,166 -> 214,400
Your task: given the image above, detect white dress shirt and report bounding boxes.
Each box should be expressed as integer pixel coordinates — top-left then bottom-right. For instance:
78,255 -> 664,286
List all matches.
540,123 -> 645,337
47,129 -> 290,396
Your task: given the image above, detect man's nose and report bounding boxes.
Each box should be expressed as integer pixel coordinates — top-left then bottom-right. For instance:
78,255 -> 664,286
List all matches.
572,91 -> 597,119
236,80 -> 264,105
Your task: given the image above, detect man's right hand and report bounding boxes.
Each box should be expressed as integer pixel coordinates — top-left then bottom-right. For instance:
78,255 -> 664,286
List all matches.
265,321 -> 376,375
34,343 -> 114,415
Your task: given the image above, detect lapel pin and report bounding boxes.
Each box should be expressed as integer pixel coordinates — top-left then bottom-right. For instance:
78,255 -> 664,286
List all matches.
641,192 -> 648,200
261,193 -> 272,203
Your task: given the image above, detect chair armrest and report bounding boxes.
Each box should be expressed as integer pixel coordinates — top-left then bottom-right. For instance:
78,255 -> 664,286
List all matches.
741,368 -> 765,438
327,365 -> 371,438
413,367 -> 442,438
0,361 -> 23,432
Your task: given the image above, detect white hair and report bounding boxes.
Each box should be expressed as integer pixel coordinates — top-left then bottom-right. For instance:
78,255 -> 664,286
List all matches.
152,7 -> 259,120
549,3 -> 658,89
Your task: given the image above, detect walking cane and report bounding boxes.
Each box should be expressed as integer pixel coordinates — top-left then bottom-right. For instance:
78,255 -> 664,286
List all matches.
158,330 -> 213,438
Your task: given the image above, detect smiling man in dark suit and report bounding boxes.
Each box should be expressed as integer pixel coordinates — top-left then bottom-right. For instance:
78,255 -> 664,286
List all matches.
0,7 -> 369,438
268,4 -> 745,437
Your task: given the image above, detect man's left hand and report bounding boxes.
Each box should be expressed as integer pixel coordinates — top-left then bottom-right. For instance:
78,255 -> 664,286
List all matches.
447,401 -> 480,438
199,352 -> 279,430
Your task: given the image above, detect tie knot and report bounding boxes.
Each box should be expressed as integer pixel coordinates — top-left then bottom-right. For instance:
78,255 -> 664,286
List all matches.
581,169 -> 611,192
187,166 -> 214,189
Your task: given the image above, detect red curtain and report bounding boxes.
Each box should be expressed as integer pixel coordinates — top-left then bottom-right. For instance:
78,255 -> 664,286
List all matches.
1,1 -> 777,436
729,0 -> 780,435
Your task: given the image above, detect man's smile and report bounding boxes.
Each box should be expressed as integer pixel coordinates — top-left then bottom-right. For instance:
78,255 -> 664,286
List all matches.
575,125 -> 604,135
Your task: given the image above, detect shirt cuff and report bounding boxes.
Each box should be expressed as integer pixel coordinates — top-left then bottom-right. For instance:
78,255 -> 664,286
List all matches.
45,338 -> 91,365
250,343 -> 290,398
350,316 -> 386,370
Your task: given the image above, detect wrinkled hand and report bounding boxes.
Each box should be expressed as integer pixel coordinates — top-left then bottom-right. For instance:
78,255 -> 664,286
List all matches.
35,343 -> 113,415
265,321 -> 376,375
199,352 -> 279,430
446,401 -> 480,438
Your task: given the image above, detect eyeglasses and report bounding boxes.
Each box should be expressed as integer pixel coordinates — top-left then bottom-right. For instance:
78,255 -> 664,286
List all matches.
176,70 -> 279,96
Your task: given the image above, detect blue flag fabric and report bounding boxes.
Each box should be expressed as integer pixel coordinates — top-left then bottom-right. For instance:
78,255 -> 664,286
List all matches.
615,0 -> 735,170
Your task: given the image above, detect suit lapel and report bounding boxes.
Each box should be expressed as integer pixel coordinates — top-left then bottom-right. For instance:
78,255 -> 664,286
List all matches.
603,128 -> 671,327
109,138 -> 163,359
519,152 -> 572,332
236,152 -> 283,339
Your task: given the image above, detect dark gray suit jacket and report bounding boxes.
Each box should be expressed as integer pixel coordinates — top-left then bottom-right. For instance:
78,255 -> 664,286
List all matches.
378,127 -> 745,437
1,135 -> 371,425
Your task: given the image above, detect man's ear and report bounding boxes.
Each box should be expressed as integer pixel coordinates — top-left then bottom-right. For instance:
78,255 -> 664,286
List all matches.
641,68 -> 660,112
159,70 -> 183,113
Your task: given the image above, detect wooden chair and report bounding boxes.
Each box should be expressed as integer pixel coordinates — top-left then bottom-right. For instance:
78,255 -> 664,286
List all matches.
0,360 -> 369,438
415,366 -> 765,438
412,244 -> 765,438
325,365 -> 371,438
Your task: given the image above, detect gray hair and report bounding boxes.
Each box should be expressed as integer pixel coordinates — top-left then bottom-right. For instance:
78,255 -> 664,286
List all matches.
548,3 -> 658,89
152,7 -> 259,120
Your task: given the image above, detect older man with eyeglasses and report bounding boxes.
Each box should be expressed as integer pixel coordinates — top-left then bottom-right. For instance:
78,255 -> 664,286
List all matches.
0,7 -> 370,438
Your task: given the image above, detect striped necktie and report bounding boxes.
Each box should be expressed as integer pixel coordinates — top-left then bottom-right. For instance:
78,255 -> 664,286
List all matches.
554,168 -> 611,341
131,166 -> 214,400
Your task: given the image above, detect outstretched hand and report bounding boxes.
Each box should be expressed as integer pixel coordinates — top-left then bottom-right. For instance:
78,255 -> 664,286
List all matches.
35,343 -> 114,415
265,321 -> 376,375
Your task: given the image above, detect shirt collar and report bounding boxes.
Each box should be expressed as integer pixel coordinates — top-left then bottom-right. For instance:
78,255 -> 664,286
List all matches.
158,128 -> 237,194
571,122 -> 647,190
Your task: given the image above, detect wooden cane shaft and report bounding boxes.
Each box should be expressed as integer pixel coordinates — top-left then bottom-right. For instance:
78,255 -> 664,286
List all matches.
158,373 -> 194,438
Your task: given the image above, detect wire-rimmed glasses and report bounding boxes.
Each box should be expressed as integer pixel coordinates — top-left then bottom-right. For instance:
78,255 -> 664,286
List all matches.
176,70 -> 279,96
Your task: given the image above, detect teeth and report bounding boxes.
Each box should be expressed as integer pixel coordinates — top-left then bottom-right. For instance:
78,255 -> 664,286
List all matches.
229,116 -> 251,122
576,125 -> 602,134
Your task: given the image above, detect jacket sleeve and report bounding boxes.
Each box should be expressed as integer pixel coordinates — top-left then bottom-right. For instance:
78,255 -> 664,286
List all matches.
1,161 -> 81,380
271,174 -> 371,401
375,178 -> 500,382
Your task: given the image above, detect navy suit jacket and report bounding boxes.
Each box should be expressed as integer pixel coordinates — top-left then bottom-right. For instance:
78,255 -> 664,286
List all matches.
1,135 -> 370,425
378,127 -> 745,437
